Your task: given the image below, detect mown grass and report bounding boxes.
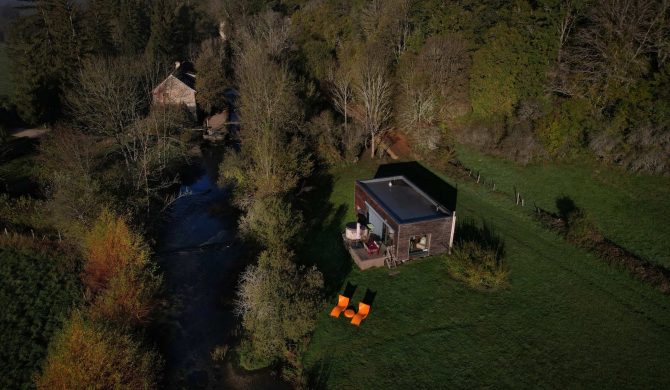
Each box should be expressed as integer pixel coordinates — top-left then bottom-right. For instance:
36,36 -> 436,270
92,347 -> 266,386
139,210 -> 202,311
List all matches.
455,145 -> 670,267
303,158 -> 670,389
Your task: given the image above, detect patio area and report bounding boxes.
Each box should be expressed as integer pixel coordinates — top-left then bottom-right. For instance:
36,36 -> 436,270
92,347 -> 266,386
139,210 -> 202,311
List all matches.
342,235 -> 389,270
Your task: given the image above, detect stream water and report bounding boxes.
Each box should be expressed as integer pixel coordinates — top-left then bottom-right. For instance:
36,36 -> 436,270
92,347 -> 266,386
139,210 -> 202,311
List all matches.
155,146 -> 287,389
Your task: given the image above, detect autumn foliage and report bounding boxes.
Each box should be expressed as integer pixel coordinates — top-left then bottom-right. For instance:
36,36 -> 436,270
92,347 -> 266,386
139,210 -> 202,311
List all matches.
35,313 -> 159,390
83,209 -> 148,294
89,265 -> 161,328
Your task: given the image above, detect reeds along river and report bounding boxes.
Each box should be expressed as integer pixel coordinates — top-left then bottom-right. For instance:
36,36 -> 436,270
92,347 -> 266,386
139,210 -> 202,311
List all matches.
153,146 -> 288,389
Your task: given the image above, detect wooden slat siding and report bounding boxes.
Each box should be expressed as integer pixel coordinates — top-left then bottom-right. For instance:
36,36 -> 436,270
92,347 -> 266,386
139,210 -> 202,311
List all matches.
354,181 -> 454,265
397,217 -> 453,261
354,182 -> 401,259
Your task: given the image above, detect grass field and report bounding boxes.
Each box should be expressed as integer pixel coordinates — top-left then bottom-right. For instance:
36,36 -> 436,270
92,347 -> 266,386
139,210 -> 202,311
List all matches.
0,43 -> 12,97
455,146 -> 670,268
302,158 -> 670,389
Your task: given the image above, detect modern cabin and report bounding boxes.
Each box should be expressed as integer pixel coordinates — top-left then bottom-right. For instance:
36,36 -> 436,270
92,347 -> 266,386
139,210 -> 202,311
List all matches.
345,175 -> 456,270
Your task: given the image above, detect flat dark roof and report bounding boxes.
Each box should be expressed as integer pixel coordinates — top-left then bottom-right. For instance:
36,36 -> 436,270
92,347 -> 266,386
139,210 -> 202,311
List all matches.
358,176 -> 451,224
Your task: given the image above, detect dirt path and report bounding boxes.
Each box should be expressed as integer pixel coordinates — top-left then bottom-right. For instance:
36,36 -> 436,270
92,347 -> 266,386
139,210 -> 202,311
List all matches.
10,127 -> 50,139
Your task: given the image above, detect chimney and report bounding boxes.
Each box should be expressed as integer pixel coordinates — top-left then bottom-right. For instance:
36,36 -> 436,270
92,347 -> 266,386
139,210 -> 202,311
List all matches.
175,61 -> 181,69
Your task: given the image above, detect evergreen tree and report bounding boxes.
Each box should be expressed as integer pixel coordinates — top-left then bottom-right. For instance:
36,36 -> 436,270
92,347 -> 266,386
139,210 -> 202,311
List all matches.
8,0 -> 87,124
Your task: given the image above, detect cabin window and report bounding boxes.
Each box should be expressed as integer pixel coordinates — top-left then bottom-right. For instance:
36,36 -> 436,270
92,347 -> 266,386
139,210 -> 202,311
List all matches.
409,234 -> 430,257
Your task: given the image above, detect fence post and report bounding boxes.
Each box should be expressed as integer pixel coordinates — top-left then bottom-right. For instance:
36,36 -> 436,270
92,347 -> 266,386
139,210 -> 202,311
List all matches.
4,227 -> 7,236
31,229 -> 35,239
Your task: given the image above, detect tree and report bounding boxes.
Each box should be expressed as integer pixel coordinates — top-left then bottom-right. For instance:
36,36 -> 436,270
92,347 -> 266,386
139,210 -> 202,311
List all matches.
564,0 -> 670,109
235,248 -> 323,377
195,37 -> 229,115
354,46 -> 393,158
38,127 -> 105,239
326,50 -> 355,139
220,11 -> 310,203
65,56 -> 147,164
35,312 -> 159,390
89,265 -> 161,329
7,0 -> 87,124
82,209 -> 149,294
66,56 -> 187,212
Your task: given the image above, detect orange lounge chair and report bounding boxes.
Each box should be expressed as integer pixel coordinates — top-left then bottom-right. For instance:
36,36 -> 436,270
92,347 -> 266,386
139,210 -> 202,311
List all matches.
330,294 -> 350,318
351,302 -> 370,326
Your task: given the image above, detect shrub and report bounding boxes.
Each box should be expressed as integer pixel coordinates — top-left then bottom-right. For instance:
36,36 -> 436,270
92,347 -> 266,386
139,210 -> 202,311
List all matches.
446,241 -> 509,291
89,265 -> 162,330
35,312 -> 160,390
83,209 -> 149,294
556,197 -> 604,248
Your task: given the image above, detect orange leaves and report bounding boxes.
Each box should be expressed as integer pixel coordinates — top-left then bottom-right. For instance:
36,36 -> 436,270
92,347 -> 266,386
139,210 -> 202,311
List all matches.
82,209 -> 148,294
35,313 -> 159,390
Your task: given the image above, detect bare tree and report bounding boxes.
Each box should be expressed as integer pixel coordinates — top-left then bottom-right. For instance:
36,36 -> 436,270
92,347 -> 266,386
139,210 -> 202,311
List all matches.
361,0 -> 414,59
566,0 -> 670,108
327,61 -> 354,136
65,56 -> 152,166
419,35 -> 470,109
386,0 -> 413,58
354,50 -> 393,158
397,59 -> 436,130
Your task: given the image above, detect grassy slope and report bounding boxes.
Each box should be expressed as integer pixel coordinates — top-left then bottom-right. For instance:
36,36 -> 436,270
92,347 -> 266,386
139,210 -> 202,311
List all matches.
455,146 -> 670,267
303,158 -> 670,389
0,43 -> 11,97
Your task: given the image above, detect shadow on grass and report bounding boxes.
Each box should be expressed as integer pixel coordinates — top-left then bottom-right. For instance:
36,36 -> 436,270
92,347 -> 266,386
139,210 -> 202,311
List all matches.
556,195 -> 577,221
296,167 -> 352,294
374,161 -> 458,212
307,350 -> 334,390
342,281 -> 357,298
456,218 -> 506,259
361,288 -> 377,306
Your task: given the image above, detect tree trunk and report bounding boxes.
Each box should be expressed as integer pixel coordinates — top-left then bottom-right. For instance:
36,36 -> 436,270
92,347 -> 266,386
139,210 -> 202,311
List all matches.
370,133 -> 376,158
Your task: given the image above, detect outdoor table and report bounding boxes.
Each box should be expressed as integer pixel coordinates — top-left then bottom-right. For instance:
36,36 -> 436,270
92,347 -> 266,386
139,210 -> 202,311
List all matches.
344,307 -> 356,318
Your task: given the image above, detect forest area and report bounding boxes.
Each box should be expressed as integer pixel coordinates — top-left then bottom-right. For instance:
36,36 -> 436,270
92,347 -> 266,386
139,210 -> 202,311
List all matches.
1,0 -> 669,389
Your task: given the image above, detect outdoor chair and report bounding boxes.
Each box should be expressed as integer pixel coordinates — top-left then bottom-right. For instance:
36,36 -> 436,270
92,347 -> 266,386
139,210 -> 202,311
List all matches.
330,294 -> 350,318
351,302 -> 370,326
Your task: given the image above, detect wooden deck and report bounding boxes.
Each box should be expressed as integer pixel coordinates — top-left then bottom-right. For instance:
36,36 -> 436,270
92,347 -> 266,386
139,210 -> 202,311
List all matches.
343,236 -> 389,270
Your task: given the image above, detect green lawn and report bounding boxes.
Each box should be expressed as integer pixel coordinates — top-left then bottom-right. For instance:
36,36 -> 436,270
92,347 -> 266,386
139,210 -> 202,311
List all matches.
303,158 -> 670,389
455,146 -> 670,267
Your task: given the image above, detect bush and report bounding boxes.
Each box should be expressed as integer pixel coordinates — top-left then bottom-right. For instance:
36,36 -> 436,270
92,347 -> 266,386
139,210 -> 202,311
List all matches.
88,265 -> 162,330
83,209 -> 149,294
446,241 -> 509,291
556,196 -> 604,248
35,312 -> 160,390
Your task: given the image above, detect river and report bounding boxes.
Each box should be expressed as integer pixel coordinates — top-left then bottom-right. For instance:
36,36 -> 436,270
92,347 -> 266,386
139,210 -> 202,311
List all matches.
154,146 -> 288,389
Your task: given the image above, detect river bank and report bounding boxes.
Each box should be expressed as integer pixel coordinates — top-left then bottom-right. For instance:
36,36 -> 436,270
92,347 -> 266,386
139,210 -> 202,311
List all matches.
153,145 -> 288,389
